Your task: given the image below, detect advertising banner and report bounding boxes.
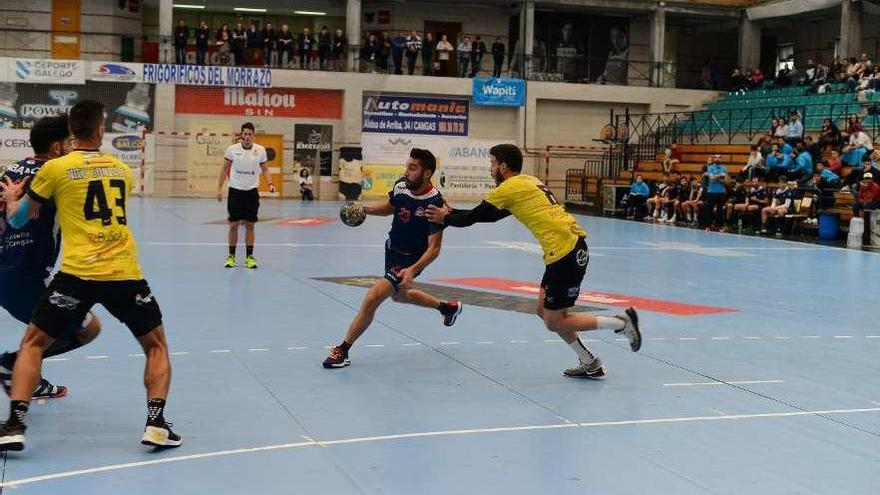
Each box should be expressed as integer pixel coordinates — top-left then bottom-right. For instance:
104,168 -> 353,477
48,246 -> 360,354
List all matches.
186,133 -> 234,193
176,87 -> 342,119
294,124 -> 333,177
2,58 -> 86,84
0,129 -> 31,161
361,164 -> 407,198
362,93 -> 469,137
88,61 -> 143,82
143,63 -> 272,88
472,77 -> 526,107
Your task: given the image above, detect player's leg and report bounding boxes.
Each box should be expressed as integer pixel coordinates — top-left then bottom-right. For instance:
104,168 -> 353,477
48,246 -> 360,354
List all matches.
226,187 -> 243,267
226,221 -> 241,267
243,221 -> 257,268
393,288 -> 463,327
243,188 -> 260,268
323,278 -> 395,369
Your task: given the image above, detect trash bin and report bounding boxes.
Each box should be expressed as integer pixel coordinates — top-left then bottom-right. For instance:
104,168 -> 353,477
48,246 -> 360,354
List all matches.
818,212 -> 839,240
870,210 -> 880,247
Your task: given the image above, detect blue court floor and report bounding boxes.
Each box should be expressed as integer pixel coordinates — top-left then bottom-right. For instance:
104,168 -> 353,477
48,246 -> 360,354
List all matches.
0,197 -> 877,495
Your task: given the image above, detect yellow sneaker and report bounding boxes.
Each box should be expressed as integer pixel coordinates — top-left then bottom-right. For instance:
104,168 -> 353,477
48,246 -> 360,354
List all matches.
224,255 -> 236,268
244,255 -> 258,269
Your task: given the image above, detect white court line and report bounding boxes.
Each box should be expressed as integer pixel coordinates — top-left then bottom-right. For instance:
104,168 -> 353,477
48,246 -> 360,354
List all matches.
801,336 -> 822,339
774,336 -> 791,340
866,336 -> 880,339
833,336 -> 853,339
743,337 -> 762,340
476,341 -> 495,345
128,353 -> 145,358
248,348 -> 270,352
663,380 -> 784,387
439,342 -> 460,346
401,343 -> 422,347
510,340 -> 528,344
287,346 -> 309,350
85,356 -> 109,360
3,407 -> 878,488
544,339 -> 562,343
209,349 -> 231,354
711,337 -> 730,340
170,352 -> 190,356
365,344 -> 386,348
647,337 -> 667,341
678,337 -> 698,341
43,358 -> 68,362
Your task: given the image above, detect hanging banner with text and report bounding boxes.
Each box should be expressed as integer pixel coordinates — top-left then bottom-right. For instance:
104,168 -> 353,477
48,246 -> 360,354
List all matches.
143,63 -> 272,88
294,124 -> 333,177
175,86 -> 343,119
1,58 -> 86,84
362,93 -> 469,137
472,77 -> 526,107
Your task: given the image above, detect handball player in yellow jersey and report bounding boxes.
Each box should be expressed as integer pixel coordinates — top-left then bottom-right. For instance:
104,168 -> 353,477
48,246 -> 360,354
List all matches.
426,144 -> 642,378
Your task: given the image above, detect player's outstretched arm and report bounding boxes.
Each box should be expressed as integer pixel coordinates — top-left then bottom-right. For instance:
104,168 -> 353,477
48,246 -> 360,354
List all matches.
363,201 -> 394,216
426,201 -> 510,227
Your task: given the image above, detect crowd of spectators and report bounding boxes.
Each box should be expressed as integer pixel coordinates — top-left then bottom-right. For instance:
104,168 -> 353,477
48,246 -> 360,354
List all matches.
726,53 -> 880,94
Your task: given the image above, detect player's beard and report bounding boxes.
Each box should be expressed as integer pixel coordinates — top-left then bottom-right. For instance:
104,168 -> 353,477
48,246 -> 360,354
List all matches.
492,169 -> 504,186
405,175 -> 426,191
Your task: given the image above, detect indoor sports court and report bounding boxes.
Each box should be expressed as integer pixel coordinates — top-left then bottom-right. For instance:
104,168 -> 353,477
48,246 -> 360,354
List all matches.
0,198 -> 876,494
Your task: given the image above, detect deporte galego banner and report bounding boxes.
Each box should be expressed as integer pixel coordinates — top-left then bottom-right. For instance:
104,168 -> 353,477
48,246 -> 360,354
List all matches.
361,93 -> 469,137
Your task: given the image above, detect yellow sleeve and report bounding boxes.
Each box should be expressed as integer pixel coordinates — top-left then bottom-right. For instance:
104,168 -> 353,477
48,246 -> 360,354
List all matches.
27,161 -> 59,203
484,180 -> 512,210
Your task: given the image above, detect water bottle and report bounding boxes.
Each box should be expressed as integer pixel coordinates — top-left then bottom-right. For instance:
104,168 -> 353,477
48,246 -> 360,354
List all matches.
737,218 -> 743,234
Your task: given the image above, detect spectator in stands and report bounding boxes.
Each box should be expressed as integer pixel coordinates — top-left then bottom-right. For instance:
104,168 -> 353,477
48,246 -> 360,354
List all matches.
842,124 -> 872,167
773,118 -> 788,140
804,136 -> 821,164
380,34 -> 392,73
277,25 -> 293,68
298,168 -> 315,201
789,141 -> 814,183
625,175 -> 649,219
765,144 -> 789,182
757,134 -> 774,158
704,155 -> 729,231
232,23 -> 246,66
421,33 -> 435,76
659,176 -> 681,223
471,36 -> 486,77
818,118 -> 842,151
745,177 -> 769,228
831,56 -> 844,76
854,173 -> 880,216
760,182 -> 796,234
646,174 -> 671,221
700,60 -> 713,90
669,176 -> 690,224
845,57 -> 861,91
682,177 -> 705,225
751,68 -> 765,88
318,26 -> 332,70
740,145 -> 765,180
333,29 -> 347,71
662,143 -> 682,174
174,20 -> 189,65
826,149 -> 843,175
405,30 -> 422,75
246,23 -> 261,65
842,115 -> 861,141
262,23 -> 277,68
725,177 -> 748,226
802,58 -> 817,86
785,113 -> 804,146
215,24 -> 232,66
457,36 -> 472,78
435,35 -> 454,76
363,34 -> 380,73
299,28 -> 316,70
815,161 -> 841,189
731,68 -> 748,92
195,21 -> 209,66
492,37 -> 505,78
391,32 -> 406,75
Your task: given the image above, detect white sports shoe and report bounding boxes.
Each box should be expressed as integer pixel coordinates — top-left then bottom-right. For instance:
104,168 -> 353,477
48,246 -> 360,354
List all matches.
563,358 -> 605,379
614,307 -> 642,352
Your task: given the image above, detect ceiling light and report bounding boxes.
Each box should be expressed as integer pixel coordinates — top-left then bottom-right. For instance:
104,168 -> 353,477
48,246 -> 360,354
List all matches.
234,7 -> 267,13
294,11 -> 327,16
173,4 -> 205,9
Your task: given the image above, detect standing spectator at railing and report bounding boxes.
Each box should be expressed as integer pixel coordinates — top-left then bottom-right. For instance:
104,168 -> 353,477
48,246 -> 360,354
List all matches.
492,37 -> 505,78
262,23 -> 277,68
854,173 -> 880,216
380,34 -> 392,73
662,142 -> 682,174
232,23 -> 246,66
362,34 -> 380,73
195,21 -> 209,66
174,20 -> 189,65
277,25 -> 294,68
785,114 -> 804,146
246,23 -> 261,65
818,118 -> 842,151
317,26 -> 332,70
405,30 -> 421,75
216,24 -> 232,66
471,36 -> 486,78
457,36 -> 472,78
421,33 -> 435,76
299,28 -> 316,70
625,175 -> 649,219
333,29 -> 347,71
391,32 -> 406,75
740,145 -> 765,181
435,35 -> 454,76
704,155 -> 729,231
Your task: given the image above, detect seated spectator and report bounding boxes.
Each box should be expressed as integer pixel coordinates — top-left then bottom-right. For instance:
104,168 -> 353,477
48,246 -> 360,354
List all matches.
815,161 -> 841,189
730,68 -> 748,92
842,125 -> 872,166
298,168 -> 315,201
669,176 -> 691,224
725,178 -> 748,226
761,182 -> 796,234
802,58 -> 817,86
789,141 -> 814,183
826,150 -> 843,175
854,172 -> 880,216
681,178 -> 704,226
646,175 -> 671,221
751,68 -> 765,88
625,175 -> 649,219
765,144 -> 791,183
704,155 -> 728,231
773,118 -> 788,140
757,134 -> 774,158
804,136 -> 821,164
785,113 -> 804,146
663,143 -> 682,174
818,118 -> 842,151
659,177 -> 683,223
745,177 -> 770,228
845,57 -> 861,91
740,145 -> 765,180
842,115 -> 861,141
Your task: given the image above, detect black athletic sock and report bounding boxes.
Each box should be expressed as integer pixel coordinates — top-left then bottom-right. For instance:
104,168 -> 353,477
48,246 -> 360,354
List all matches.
147,398 -> 166,425
436,302 -> 446,312
0,352 -> 15,371
246,245 -> 254,257
8,401 -> 28,427
229,245 -> 236,256
339,341 -> 352,352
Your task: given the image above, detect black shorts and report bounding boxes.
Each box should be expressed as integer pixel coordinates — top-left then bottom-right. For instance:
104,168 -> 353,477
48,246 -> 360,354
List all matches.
541,237 -> 589,310
31,272 -> 162,339
339,182 -> 363,201
383,242 -> 422,291
228,187 -> 260,223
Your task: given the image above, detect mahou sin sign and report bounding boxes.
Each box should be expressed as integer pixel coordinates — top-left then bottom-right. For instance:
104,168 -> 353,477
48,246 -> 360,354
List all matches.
175,87 -> 342,119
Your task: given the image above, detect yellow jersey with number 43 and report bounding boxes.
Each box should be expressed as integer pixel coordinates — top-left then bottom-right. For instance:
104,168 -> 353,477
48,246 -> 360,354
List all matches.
484,174 -> 586,265
28,150 -> 143,281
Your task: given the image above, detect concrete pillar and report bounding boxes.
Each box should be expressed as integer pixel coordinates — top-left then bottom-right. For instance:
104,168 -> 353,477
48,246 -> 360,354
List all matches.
840,0 -> 863,60
346,0 -> 361,72
520,0 -> 534,78
649,7 -> 665,87
159,0 -> 173,63
738,14 -> 761,71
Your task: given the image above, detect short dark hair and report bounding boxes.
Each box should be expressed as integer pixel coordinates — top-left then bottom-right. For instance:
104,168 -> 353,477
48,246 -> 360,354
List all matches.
489,144 -> 522,172
68,100 -> 104,140
409,148 -> 436,173
241,122 -> 255,132
30,114 -> 70,155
